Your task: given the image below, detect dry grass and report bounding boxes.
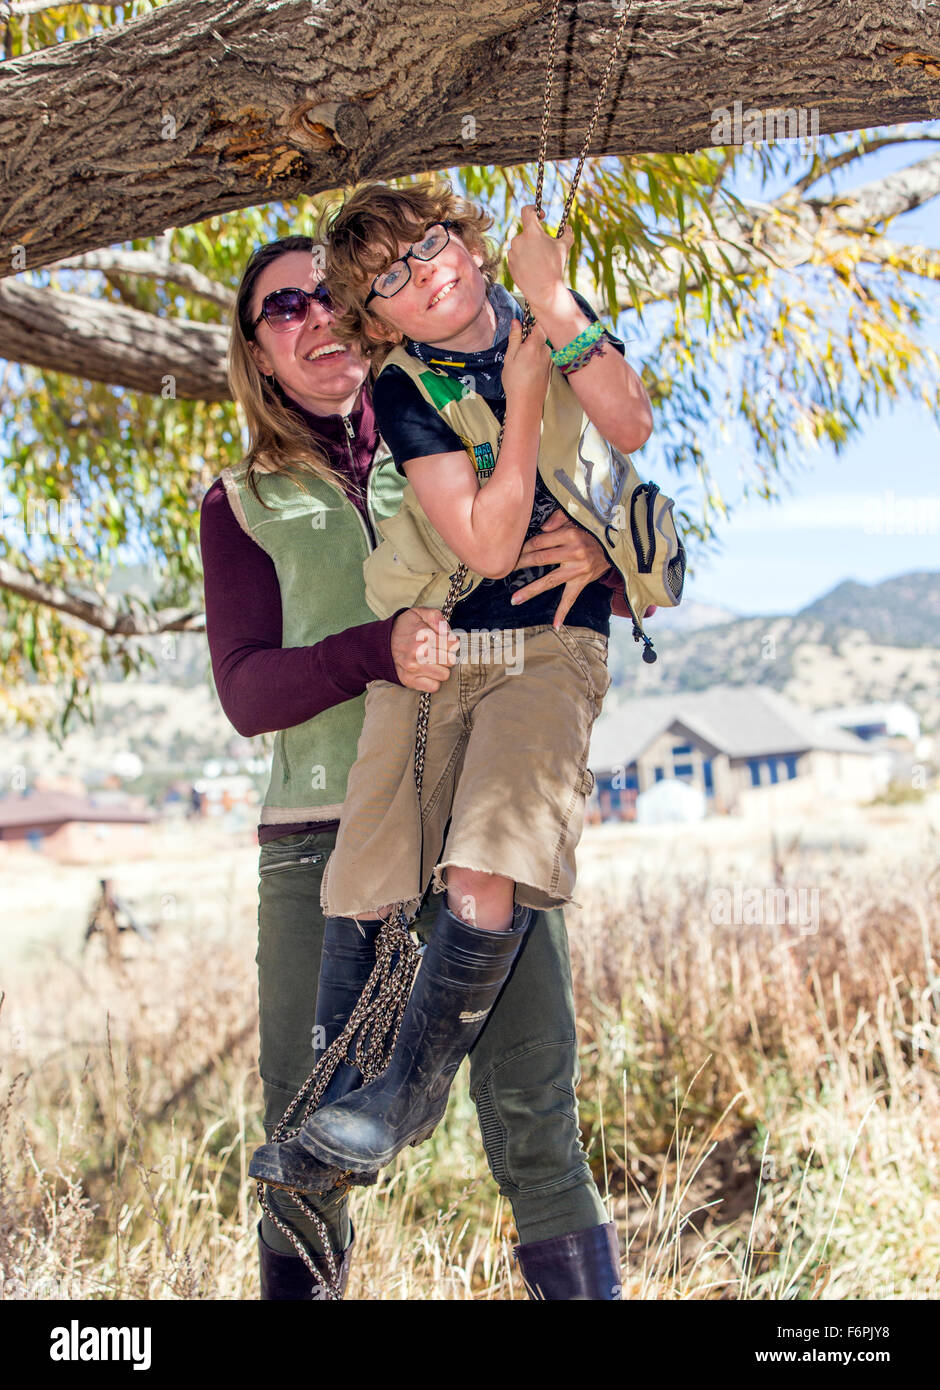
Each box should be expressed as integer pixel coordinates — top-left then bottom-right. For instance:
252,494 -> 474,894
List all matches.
1,844 -> 938,1301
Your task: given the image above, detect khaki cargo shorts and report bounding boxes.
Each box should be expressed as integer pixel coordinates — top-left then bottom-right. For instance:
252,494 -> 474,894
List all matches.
320,624 -> 611,918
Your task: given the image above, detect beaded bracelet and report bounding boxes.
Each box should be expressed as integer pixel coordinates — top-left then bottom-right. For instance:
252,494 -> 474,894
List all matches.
558,338 -> 608,376
548,319 -> 605,367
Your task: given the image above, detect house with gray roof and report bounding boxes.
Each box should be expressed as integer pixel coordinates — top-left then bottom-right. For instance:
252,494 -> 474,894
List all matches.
587,684 -> 885,820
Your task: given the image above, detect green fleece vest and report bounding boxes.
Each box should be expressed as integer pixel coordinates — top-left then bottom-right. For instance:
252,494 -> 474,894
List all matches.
220,447 -> 403,825
363,300 -> 685,648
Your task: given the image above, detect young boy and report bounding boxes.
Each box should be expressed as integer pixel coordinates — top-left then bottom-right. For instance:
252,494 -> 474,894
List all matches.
252,178 -> 653,1194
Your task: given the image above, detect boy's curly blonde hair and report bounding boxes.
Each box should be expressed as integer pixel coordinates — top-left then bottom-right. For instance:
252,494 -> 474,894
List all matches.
317,178 -> 501,373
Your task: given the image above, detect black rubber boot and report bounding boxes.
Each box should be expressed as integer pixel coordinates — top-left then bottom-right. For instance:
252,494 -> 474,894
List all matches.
250,917 -> 382,1192
258,1221 -> 355,1300
513,1222 -> 623,1300
293,900 -> 533,1183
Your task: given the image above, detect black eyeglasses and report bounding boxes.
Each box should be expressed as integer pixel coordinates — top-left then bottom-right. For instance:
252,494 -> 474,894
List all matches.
251,283 -> 336,336
365,222 -> 455,306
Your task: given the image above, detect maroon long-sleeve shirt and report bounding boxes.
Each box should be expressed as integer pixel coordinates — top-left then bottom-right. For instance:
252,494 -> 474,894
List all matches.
200,380 -> 631,844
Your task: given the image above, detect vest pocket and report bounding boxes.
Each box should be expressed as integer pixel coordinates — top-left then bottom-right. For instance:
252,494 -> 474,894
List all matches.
259,851 -> 325,877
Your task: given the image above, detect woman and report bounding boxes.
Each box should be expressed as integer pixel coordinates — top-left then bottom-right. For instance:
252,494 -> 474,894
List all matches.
200,226 -> 625,1300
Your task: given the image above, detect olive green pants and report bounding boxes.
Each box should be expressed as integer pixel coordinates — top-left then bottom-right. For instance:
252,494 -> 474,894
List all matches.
257,829 -> 607,1260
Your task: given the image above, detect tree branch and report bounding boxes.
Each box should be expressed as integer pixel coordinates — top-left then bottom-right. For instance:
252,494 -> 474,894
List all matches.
48,249 -> 235,309
1,0 -> 938,274
809,152 -> 940,229
0,276 -> 230,398
600,151 -> 940,308
793,132 -> 940,196
0,558 -> 206,635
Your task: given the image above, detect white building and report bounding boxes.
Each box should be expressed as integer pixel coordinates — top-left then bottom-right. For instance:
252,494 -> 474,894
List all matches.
813,701 -> 921,744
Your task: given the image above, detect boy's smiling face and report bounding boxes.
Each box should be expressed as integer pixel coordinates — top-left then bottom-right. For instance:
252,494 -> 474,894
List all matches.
365,225 -> 497,353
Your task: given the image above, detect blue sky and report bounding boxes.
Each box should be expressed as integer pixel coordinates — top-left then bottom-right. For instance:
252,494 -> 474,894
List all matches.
646,132 -> 940,617
691,406 -> 939,616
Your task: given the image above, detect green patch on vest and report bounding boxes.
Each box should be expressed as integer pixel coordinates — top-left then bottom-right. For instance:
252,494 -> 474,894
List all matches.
420,369 -> 467,411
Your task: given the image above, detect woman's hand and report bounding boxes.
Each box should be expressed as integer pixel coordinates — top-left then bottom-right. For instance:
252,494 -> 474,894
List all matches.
390,607 -> 460,692
509,509 -> 612,629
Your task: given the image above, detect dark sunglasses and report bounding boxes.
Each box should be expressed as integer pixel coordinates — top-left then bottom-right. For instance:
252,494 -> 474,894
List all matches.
251,283 -> 336,336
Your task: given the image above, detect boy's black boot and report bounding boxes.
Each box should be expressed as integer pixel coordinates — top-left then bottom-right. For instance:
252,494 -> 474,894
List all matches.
257,1221 -> 355,1300
513,1222 -> 623,1300
293,900 -> 533,1182
250,916 -> 383,1192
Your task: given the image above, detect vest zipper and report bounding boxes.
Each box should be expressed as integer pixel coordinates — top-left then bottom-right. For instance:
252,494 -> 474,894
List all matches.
342,414 -> 376,548
364,448 -> 381,547
322,465 -> 372,556
629,481 -> 659,574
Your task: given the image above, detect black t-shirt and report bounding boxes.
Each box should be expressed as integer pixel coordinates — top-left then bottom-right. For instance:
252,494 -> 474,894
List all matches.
371,286 -> 625,637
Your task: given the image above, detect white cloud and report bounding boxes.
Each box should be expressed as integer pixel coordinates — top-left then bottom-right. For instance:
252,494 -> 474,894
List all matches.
727,491 -> 940,534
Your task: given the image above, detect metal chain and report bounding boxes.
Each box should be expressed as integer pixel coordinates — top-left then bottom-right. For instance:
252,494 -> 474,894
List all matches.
257,0 -> 633,1301
412,563 -> 472,797
521,0 -> 633,337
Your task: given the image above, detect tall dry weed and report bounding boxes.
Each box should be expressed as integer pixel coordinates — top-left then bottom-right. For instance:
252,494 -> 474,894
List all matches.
1,845 -> 936,1299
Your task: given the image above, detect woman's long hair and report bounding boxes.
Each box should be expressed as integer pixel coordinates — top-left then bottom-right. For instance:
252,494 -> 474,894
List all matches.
228,235 -> 355,504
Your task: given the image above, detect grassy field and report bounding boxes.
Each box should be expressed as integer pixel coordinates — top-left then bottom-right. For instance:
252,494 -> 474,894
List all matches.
1,813 -> 938,1301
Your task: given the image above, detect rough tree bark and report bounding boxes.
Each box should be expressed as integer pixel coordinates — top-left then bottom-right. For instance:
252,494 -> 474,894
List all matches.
1,0 -> 938,276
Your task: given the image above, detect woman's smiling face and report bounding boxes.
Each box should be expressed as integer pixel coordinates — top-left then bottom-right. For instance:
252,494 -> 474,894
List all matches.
249,249 -> 368,415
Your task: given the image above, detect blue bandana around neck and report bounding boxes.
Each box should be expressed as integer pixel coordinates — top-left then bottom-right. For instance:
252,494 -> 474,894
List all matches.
404,282 -> 523,398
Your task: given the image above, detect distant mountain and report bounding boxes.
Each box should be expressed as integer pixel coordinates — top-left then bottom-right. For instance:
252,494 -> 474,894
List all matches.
609,570 -> 940,732
644,599 -> 740,632
796,572 -> 940,649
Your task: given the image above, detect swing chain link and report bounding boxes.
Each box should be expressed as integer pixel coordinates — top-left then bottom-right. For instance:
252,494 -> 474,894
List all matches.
413,560 -> 472,799
256,0 -> 633,1302
521,0 -> 633,339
